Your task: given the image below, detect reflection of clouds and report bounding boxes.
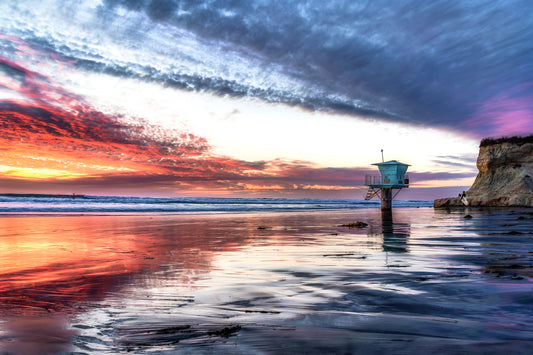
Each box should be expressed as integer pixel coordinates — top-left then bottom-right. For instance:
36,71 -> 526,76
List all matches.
0,215 -> 255,315
0,214 -> 265,353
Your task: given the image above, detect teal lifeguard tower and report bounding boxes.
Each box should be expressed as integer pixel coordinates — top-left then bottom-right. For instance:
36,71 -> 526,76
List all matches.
365,152 -> 410,210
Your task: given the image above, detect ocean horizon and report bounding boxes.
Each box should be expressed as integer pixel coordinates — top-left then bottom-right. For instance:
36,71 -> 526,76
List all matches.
0,193 -> 433,213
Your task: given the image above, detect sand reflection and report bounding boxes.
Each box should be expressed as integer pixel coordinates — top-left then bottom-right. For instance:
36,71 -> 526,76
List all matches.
1,316 -> 76,355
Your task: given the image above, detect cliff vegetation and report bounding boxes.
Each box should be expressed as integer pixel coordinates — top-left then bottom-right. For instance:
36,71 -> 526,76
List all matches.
480,135 -> 533,147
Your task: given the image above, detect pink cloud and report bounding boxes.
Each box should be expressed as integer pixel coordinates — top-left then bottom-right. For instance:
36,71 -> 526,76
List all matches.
464,84 -> 533,138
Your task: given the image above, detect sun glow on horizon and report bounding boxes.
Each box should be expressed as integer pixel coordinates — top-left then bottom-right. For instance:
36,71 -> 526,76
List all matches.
0,165 -> 83,179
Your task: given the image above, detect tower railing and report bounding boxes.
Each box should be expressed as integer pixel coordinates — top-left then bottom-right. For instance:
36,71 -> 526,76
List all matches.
365,174 -> 409,186
365,175 -> 381,185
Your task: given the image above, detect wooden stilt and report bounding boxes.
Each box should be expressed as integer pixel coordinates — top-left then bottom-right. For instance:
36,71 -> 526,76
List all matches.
381,187 -> 392,210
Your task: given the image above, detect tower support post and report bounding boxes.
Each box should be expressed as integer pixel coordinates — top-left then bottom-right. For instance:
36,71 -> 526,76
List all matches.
381,187 -> 392,211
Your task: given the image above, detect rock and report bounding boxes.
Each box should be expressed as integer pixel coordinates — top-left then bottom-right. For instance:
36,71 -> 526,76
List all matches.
435,135 -> 533,208
434,197 -> 463,208
340,221 -> 368,228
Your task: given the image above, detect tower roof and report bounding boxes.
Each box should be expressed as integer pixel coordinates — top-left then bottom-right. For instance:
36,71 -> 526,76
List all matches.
372,160 -> 410,167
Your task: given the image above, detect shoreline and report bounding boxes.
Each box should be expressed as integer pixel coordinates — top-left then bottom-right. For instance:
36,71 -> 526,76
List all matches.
2,203 -> 532,218
0,205 -> 433,216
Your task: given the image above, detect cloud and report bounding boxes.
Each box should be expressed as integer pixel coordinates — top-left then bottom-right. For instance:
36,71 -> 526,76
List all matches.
409,171 -> 475,182
432,155 -> 478,169
0,2 -> 517,198
0,136 -> 475,197
0,54 -> 217,181
462,85 -> 533,137
97,0 -> 533,133
2,0 -> 531,137
0,47 -> 374,195
0,46 -> 477,197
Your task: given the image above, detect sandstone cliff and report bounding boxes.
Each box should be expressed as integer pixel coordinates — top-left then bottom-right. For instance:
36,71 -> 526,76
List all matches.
434,135 -> 533,208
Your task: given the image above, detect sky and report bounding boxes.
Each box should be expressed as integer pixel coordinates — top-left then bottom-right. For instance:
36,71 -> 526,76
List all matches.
0,0 -> 532,199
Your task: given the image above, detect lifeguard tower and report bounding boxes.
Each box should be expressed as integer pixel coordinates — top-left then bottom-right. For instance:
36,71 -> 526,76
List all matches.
364,154 -> 410,210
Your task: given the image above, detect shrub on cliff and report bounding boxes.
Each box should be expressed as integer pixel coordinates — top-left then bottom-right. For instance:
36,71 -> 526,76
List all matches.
480,135 -> 533,147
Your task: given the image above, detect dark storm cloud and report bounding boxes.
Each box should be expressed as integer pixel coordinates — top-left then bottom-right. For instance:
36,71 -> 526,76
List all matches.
94,0 -> 533,133
409,171 -> 475,182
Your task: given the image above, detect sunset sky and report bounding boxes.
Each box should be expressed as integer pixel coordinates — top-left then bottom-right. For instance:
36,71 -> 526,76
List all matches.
0,0 -> 532,199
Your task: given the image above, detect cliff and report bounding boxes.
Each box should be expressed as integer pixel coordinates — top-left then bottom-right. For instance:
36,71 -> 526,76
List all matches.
434,135 -> 533,208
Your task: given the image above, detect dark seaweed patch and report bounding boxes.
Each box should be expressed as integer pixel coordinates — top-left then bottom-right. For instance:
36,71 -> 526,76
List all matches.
207,325 -> 241,338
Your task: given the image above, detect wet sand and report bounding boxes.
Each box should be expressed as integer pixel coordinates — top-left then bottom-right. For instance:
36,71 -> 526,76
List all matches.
0,208 -> 532,354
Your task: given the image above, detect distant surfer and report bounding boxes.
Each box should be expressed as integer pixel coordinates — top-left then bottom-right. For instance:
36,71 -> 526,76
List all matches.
459,191 -> 469,206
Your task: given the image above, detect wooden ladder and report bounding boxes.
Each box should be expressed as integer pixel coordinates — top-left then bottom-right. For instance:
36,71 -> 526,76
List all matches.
364,187 -> 377,200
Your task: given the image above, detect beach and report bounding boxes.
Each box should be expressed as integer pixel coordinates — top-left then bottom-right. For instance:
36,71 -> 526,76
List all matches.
0,207 -> 532,354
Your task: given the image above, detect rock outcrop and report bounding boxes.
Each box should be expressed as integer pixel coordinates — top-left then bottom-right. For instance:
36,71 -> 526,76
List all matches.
434,135 -> 533,208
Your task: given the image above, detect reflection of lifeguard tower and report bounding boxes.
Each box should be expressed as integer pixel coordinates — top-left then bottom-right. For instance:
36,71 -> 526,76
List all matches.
364,153 -> 410,210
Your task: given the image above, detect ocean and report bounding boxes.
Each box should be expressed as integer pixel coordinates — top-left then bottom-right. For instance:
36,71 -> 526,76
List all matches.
0,194 -> 432,213
1,197 -> 531,354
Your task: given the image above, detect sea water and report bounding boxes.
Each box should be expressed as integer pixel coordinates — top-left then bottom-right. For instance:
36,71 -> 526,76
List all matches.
0,194 -> 431,213
0,208 -> 532,354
